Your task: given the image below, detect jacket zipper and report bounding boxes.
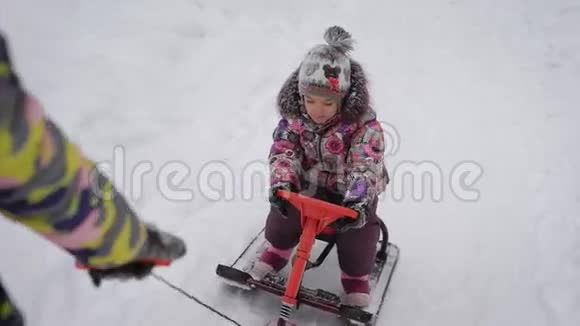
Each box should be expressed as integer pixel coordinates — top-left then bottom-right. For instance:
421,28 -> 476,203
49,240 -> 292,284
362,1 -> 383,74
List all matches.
316,134 -> 331,188
317,134 -> 323,162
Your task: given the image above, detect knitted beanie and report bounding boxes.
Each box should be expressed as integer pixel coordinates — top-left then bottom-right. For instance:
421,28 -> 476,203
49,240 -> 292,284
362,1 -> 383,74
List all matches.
298,26 -> 354,100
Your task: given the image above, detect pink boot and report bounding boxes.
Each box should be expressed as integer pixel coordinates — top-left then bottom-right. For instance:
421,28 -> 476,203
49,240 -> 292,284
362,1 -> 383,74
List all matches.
341,272 -> 371,307
249,243 -> 293,280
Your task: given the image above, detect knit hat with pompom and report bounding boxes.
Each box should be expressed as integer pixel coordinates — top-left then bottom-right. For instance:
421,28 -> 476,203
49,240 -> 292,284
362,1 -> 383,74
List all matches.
298,26 -> 354,100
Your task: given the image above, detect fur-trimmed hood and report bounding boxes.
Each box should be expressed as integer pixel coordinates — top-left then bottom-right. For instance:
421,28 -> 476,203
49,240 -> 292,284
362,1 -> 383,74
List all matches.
276,59 -> 370,123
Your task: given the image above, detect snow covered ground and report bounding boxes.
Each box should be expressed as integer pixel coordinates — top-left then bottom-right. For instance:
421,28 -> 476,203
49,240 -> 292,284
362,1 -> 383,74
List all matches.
1,0 -> 579,325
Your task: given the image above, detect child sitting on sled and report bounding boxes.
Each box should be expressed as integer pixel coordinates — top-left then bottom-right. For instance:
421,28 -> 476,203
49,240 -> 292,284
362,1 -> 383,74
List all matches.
251,26 -> 389,308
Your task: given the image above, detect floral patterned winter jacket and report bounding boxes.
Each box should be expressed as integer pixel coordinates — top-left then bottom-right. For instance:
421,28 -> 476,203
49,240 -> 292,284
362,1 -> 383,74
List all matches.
269,60 -> 389,207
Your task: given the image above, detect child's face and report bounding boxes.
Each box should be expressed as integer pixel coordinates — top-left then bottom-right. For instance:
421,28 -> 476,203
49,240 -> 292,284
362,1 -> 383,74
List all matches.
304,94 -> 338,124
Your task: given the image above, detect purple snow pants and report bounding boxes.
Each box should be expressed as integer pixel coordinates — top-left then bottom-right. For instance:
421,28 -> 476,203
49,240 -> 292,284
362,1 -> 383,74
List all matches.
265,188 -> 380,277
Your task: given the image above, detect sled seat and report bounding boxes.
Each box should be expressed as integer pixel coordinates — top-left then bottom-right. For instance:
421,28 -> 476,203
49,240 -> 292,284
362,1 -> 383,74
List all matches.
316,226 -> 337,242
308,218 -> 390,270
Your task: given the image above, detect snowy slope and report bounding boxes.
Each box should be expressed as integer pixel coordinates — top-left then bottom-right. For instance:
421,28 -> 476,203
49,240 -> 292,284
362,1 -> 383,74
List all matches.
1,0 -> 579,325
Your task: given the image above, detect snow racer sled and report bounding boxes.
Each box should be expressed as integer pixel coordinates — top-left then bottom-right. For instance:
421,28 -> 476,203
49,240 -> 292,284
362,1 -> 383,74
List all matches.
216,190 -> 399,325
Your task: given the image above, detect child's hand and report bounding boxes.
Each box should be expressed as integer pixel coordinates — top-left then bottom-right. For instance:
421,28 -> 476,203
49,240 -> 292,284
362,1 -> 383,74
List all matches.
269,183 -> 295,216
335,202 -> 367,233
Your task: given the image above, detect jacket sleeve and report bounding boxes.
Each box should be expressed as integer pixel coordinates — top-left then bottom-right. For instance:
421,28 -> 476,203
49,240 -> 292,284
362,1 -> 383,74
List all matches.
269,118 -> 303,190
0,280 -> 23,325
0,78 -> 147,269
343,119 -> 386,206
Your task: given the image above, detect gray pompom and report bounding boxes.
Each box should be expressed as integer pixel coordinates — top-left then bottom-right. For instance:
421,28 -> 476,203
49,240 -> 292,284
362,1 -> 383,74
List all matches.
323,26 -> 354,54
